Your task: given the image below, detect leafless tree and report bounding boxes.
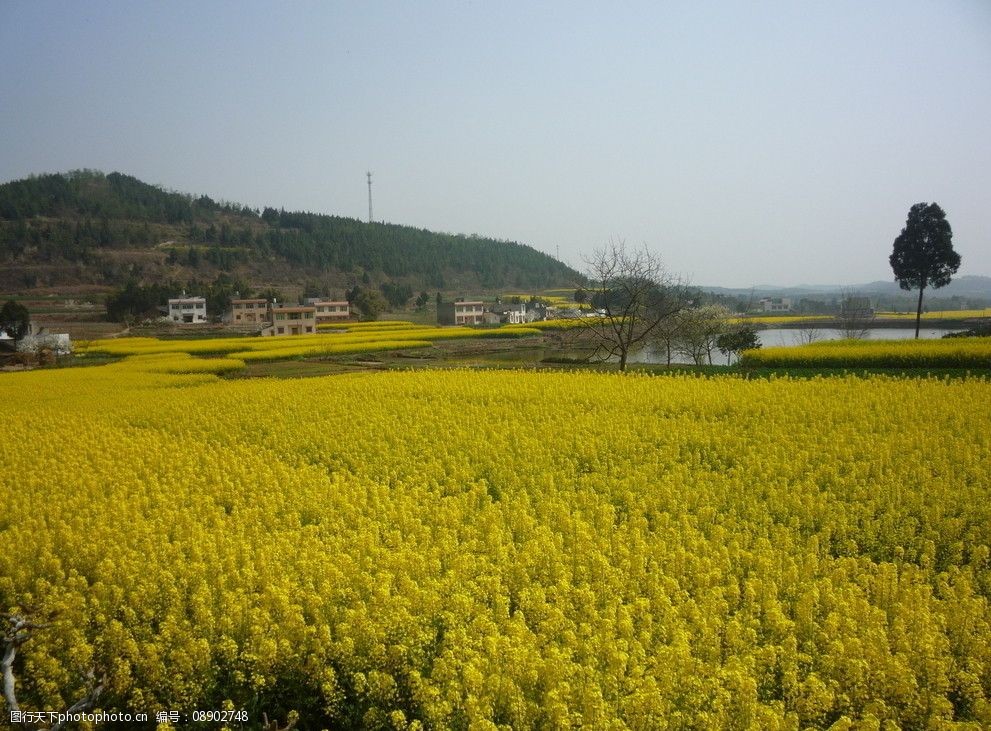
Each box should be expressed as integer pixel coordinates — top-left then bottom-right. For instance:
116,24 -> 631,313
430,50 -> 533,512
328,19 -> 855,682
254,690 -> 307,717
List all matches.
838,289 -> 875,340
673,305 -> 730,365
580,241 -> 690,371
652,314 -> 683,366
791,325 -> 822,345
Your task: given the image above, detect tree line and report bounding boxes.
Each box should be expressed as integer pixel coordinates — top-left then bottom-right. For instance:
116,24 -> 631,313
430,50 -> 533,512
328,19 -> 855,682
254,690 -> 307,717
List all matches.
0,171 -> 579,290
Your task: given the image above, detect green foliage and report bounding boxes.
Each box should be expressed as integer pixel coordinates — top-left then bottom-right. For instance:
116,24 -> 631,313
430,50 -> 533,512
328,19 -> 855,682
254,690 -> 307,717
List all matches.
890,202 -> 961,337
0,171 -> 580,290
105,281 -> 175,323
302,281 -> 323,300
716,326 -> 761,360
0,299 -> 30,341
890,203 -> 960,292
202,273 -> 250,318
0,170 -> 251,224
257,287 -> 284,303
346,286 -> 387,321
379,281 -> 413,309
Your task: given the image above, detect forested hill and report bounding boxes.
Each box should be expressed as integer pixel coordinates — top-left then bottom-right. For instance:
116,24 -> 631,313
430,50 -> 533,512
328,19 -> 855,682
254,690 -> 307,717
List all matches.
0,170 -> 580,292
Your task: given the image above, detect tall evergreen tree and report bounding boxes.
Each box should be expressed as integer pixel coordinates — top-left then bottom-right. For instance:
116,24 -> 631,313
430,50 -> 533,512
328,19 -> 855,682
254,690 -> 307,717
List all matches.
889,203 -> 961,338
0,300 -> 30,341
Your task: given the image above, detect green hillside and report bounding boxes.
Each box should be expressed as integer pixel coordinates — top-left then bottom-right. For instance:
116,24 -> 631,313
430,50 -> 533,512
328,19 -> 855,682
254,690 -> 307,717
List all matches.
0,170 -> 580,293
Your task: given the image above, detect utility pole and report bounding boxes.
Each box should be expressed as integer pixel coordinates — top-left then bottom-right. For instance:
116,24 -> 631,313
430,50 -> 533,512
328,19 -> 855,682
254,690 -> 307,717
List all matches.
366,171 -> 373,223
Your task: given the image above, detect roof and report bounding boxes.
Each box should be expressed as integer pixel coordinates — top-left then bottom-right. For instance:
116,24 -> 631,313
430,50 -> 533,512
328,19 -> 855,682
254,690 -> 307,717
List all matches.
492,303 -> 526,313
232,299 -> 268,305
313,301 -> 349,307
271,306 -> 316,314
168,297 -> 206,304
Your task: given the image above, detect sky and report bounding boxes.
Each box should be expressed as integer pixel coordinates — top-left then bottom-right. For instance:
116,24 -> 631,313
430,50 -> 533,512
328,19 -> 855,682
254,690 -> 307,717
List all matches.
1,1 -> 989,288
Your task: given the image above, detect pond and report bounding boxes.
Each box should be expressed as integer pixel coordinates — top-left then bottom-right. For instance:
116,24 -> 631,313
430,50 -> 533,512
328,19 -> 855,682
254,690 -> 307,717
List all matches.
446,327 -> 965,367
637,327 -> 960,365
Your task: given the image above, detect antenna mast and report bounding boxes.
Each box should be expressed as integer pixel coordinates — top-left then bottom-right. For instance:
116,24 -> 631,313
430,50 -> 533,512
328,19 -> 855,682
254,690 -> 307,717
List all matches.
366,171 -> 373,223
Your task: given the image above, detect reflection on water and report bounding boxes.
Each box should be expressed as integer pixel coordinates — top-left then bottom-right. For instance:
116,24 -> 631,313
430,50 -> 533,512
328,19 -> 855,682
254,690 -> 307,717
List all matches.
757,327 -> 954,348
634,328 -> 958,365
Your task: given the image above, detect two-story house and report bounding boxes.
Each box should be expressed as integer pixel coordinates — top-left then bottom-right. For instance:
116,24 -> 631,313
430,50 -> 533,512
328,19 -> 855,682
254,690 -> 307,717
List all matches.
311,301 -> 350,323
266,305 -> 317,336
230,299 -> 269,324
168,296 -> 207,323
438,301 -> 484,326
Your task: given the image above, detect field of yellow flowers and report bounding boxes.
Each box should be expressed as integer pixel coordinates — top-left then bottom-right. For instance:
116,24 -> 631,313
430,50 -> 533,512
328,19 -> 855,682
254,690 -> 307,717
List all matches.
1,363 -> 989,729
731,309 -> 991,326
77,322 -> 542,363
740,336 -> 991,369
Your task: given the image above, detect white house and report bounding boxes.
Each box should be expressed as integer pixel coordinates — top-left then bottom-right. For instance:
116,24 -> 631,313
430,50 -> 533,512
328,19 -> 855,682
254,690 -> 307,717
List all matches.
168,296 -> 207,323
311,301 -> 350,323
759,297 -> 792,313
438,301 -> 484,326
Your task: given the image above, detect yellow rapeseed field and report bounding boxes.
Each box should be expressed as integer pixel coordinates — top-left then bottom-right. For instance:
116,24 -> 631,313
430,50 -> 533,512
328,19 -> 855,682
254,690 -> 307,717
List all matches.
732,309 -> 991,326
728,315 -> 834,326
1,365 -> 989,728
740,337 -> 991,369
875,309 -> 991,320
77,324 -> 543,362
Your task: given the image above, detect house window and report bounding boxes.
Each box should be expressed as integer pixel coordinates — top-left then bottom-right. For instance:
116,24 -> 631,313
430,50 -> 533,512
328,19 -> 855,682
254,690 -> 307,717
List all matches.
277,327 -> 284,334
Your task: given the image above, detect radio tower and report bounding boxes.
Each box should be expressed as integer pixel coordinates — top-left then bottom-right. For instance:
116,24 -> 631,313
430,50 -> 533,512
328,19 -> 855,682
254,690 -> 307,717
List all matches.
366,171 -> 373,223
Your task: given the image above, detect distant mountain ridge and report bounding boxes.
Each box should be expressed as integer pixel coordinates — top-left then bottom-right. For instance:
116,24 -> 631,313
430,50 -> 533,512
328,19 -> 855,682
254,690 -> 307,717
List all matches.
702,275 -> 991,301
0,170 -> 581,293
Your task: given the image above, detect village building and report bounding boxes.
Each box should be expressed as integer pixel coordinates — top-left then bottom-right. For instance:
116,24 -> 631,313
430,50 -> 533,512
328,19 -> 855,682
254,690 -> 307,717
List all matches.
311,301 -> 350,323
438,301 -> 484,326
264,305 -> 317,336
230,299 -> 269,324
759,297 -> 793,313
489,302 -> 531,325
168,296 -> 207,323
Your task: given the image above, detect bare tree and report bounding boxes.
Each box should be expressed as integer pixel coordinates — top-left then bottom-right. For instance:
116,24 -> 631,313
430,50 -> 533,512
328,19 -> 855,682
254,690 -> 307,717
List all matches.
580,241 -> 690,371
653,313 -> 683,366
791,325 -> 822,345
838,289 -> 875,340
673,305 -> 730,365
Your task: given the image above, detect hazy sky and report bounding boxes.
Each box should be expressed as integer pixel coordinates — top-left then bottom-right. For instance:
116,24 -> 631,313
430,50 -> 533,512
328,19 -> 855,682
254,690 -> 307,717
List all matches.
1,1 -> 988,287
